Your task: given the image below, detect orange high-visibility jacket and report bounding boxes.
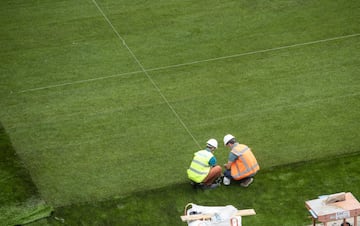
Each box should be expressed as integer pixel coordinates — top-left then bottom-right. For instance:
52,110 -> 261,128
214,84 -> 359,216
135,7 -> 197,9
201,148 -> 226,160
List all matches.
230,143 -> 259,180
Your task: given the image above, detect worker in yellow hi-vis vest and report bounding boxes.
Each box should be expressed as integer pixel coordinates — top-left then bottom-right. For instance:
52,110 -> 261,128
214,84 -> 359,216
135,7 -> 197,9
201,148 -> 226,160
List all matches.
222,134 -> 260,187
187,139 -> 222,190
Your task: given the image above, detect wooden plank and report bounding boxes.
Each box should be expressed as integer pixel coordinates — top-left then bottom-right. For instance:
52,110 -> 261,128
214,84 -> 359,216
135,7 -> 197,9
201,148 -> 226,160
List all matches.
235,209 -> 256,216
180,214 -> 212,221
180,209 -> 256,221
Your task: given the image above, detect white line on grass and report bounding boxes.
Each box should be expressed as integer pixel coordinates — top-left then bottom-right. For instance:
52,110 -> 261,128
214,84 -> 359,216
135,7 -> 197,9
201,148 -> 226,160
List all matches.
195,92 -> 360,127
18,33 -> 359,94
91,0 -> 201,148
18,70 -> 143,93
146,33 -> 360,71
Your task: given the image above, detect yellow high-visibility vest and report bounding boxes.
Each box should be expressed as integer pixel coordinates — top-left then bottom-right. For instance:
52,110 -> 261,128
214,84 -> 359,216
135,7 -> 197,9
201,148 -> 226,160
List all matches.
187,150 -> 213,183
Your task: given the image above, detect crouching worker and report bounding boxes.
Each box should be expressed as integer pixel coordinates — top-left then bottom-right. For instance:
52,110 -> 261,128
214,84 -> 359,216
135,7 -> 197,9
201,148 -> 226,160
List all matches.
223,134 -> 259,187
187,139 -> 222,190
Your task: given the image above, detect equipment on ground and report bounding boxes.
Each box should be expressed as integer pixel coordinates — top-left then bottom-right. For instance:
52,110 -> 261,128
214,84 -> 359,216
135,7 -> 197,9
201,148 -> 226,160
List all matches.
223,177 -> 231,186
305,192 -> 360,226
181,203 -> 256,226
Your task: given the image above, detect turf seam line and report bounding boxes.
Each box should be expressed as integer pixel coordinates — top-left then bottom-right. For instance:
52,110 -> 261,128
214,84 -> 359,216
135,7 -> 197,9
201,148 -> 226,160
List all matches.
91,0 -> 201,149
17,33 -> 359,94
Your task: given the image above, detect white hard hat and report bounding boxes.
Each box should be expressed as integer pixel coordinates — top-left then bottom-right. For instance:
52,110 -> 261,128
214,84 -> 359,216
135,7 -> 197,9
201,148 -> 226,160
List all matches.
223,134 -> 235,145
206,138 -> 218,149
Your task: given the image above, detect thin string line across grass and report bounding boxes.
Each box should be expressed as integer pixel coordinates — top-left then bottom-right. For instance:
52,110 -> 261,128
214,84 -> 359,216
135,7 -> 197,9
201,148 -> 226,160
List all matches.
18,33 -> 359,94
91,0 -> 201,148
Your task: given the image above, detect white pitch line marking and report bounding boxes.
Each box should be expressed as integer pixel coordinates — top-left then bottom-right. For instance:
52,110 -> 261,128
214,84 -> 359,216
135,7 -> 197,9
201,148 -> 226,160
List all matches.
91,0 -> 201,148
17,33 -> 359,94
18,70 -> 143,93
195,92 -> 360,127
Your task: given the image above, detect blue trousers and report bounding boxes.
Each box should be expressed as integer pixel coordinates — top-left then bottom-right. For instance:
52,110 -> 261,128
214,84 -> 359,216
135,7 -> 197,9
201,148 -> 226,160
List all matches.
224,169 -> 255,182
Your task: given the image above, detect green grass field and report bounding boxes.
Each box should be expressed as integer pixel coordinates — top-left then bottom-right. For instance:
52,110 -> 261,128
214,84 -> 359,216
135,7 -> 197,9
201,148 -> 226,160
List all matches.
1,0 -> 359,225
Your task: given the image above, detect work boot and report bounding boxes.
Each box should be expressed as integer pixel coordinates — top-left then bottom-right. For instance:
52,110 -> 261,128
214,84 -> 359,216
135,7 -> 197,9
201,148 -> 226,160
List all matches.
202,183 -> 220,190
214,176 -> 223,185
190,181 -> 203,189
240,178 -> 254,187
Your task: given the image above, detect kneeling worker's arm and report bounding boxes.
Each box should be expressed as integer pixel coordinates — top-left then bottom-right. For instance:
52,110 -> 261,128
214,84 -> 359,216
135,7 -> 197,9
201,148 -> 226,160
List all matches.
224,162 -> 232,170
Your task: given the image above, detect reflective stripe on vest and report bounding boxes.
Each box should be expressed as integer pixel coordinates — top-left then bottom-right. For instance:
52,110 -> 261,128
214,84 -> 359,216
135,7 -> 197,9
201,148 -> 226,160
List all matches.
187,150 -> 212,183
230,143 -> 259,180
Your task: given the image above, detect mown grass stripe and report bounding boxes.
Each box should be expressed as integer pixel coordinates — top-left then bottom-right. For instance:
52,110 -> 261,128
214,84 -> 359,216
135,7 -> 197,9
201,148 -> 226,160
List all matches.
17,33 -> 359,94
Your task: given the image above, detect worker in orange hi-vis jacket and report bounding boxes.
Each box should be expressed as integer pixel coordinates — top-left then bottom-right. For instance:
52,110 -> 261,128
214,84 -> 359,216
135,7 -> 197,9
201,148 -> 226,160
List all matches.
222,134 -> 260,187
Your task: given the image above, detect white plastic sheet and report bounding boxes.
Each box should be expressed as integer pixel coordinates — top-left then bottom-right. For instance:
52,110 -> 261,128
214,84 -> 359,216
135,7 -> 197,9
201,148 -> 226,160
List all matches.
186,203 -> 242,226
